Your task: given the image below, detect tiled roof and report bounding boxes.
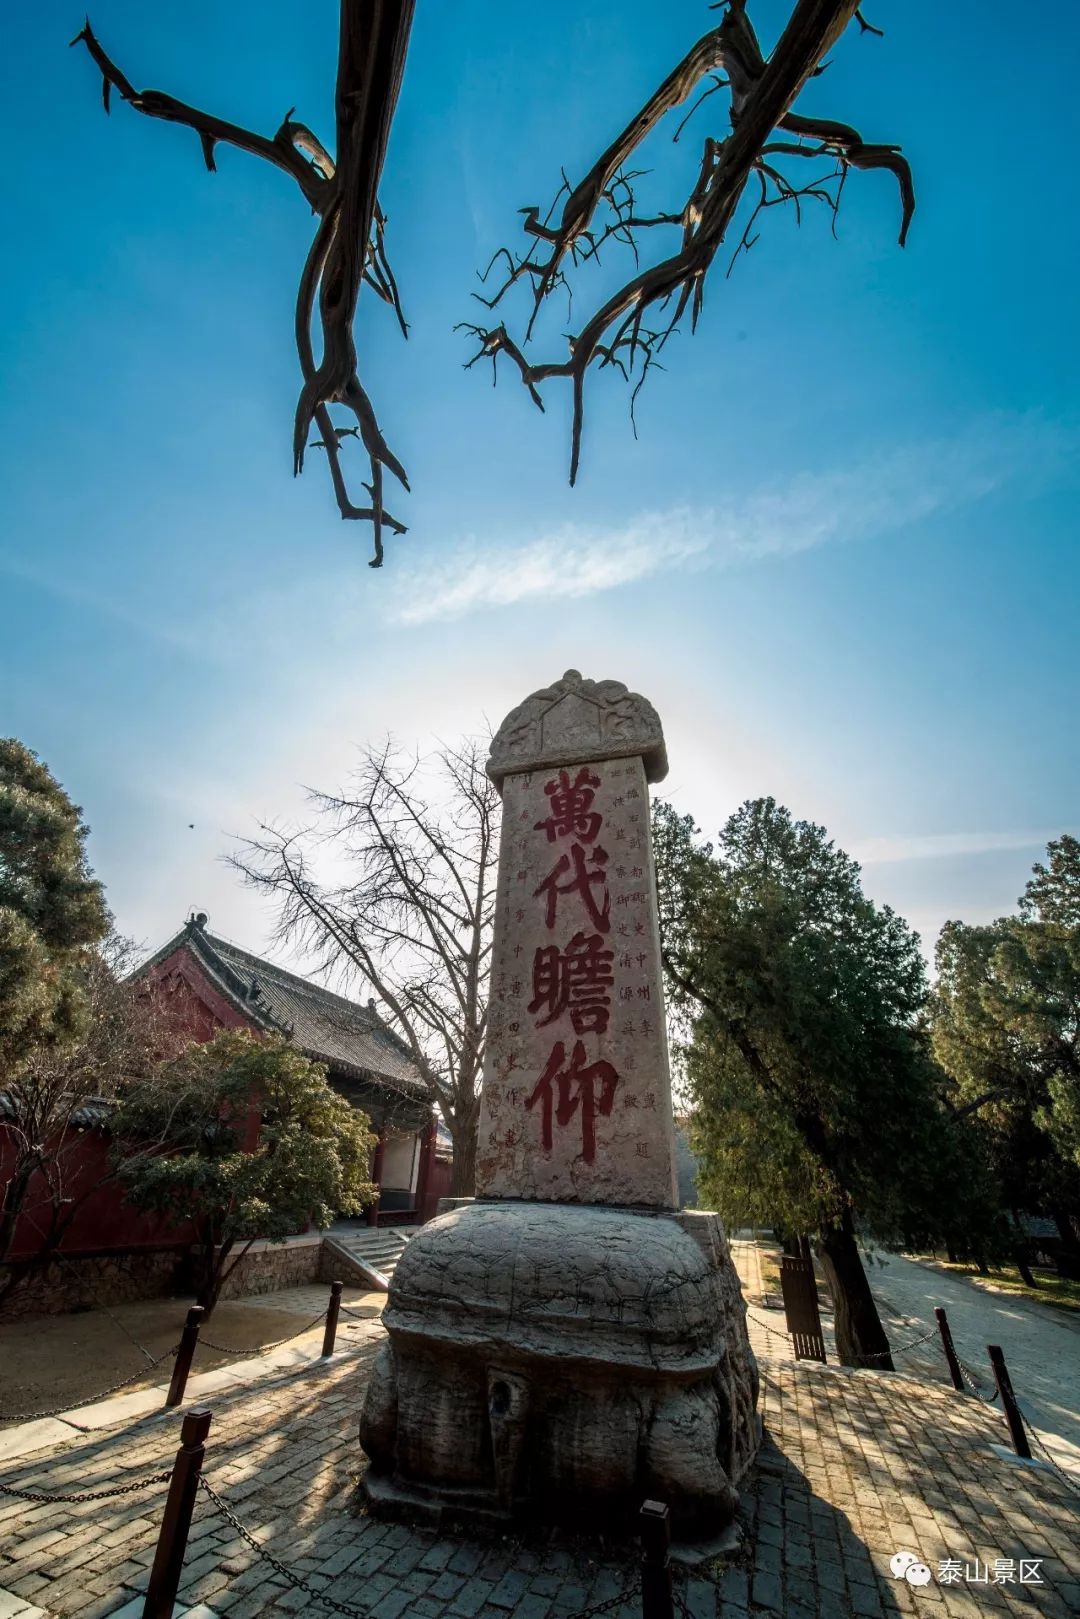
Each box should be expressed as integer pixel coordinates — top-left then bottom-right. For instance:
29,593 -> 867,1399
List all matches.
141,919 -> 428,1099
0,1092 -> 114,1129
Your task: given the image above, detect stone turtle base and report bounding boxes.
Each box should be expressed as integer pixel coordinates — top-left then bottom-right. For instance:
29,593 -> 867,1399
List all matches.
360,1199 -> 760,1544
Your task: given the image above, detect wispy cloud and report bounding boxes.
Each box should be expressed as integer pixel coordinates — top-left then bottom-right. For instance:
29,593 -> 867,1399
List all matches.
851,829 -> 1074,865
387,411 -> 1077,625
391,512 -> 709,626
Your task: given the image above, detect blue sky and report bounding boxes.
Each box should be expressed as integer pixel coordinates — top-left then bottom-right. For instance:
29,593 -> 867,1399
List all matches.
1,1 -> 1077,968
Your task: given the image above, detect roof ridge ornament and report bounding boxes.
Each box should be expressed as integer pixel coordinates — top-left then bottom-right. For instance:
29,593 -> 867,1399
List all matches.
486,669 -> 668,793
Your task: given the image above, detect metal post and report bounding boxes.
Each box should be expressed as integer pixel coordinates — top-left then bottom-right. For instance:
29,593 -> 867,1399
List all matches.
143,1408 -> 212,1619
987,1345 -> 1031,1459
934,1308 -> 964,1391
166,1307 -> 205,1409
639,1499 -> 674,1619
322,1280 -> 343,1357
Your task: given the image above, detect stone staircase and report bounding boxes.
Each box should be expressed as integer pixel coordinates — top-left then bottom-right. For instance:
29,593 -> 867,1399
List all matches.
323,1225 -> 414,1291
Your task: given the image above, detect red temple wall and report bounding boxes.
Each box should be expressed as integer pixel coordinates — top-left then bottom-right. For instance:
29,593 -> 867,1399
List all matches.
2,942 -> 441,1262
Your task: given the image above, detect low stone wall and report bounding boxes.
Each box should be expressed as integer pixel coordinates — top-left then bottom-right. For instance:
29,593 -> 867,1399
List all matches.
2,1233 -> 328,1320
0,1247 -> 188,1321
216,1235 -> 322,1300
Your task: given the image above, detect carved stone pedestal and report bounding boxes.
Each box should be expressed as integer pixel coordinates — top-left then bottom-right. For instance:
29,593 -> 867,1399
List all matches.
359,1199 -> 759,1542
359,672 -> 760,1541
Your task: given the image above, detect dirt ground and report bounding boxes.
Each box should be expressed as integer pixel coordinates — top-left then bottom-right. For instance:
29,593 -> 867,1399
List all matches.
0,1284 -> 382,1422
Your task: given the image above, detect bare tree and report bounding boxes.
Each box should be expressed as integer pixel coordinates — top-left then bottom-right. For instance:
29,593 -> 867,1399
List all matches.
464,0 -> 912,482
72,5 -> 416,569
231,741 -> 499,1196
0,936 -> 184,1309
73,1 -> 911,564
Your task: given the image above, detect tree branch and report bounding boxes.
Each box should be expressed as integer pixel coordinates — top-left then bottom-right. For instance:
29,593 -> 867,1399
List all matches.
72,9 -> 414,566
468,0 -> 912,485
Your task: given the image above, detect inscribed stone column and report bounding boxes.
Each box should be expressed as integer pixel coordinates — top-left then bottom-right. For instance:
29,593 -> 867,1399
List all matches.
359,672 -> 760,1544
477,672 -> 678,1207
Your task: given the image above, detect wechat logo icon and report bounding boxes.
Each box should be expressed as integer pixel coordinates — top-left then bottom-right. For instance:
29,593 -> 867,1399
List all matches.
890,1551 -> 933,1587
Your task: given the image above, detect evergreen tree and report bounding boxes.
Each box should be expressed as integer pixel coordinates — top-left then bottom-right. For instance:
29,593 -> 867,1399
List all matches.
655,796 -> 998,1366
0,738 -> 109,1079
930,836 -> 1080,1270
112,1028 -> 377,1315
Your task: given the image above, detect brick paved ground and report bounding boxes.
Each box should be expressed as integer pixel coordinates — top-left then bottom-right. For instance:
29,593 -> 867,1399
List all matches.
864,1252 -> 1080,1479
732,1234 -> 1080,1483
1,1266 -> 1077,1619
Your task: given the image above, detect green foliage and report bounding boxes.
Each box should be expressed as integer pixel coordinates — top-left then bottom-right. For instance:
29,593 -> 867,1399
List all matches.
655,796 -> 998,1249
0,739 -> 109,1080
930,835 -> 1080,1195
111,1028 -> 376,1306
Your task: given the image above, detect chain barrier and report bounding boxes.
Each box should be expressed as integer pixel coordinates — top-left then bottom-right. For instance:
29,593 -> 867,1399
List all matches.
21,1218 -> 163,1368
197,1474 -> 377,1617
200,1471 -> 643,1619
746,1311 -> 939,1365
745,1310 -> 792,1344
855,1326 -> 942,1366
0,1342 -> 179,1424
956,1356 -> 999,1404
0,1468 -> 171,1504
566,1585 -> 641,1617
1025,1421 -> 1080,1496
672,1587 -> 693,1619
200,1308 -> 327,1357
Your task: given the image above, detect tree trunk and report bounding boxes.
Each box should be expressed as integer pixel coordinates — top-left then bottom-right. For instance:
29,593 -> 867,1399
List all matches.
1010,1210 -> 1037,1287
1049,1202 -> 1080,1279
816,1207 -> 894,1370
0,1158 -> 36,1271
194,1232 -> 231,1321
450,1118 -> 477,1198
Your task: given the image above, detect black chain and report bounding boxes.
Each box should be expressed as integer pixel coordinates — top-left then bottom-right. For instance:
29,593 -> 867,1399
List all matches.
197,1475 -> 378,1617
0,1343 -> 179,1424
956,1356 -> 999,1404
745,1310 -> 792,1343
857,1326 -> 941,1365
199,1308 -> 328,1356
0,1469 -> 171,1504
1025,1422 -> 1080,1496
199,1473 -> 641,1619
20,1217 -> 162,1368
562,1583 -> 641,1618
748,1310 -> 943,1368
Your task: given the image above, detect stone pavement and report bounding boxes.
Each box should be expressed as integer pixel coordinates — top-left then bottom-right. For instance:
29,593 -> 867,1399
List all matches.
1,1264 -> 1077,1619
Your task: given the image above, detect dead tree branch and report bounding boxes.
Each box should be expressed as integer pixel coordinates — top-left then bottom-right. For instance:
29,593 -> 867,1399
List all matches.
72,6 -> 415,567
468,0 -> 914,485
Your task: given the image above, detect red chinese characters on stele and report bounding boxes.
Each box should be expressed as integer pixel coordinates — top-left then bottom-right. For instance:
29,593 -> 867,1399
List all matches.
523,768 -> 619,1165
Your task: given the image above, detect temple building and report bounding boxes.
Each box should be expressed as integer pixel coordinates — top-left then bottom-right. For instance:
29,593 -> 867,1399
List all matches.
139,912 -> 442,1226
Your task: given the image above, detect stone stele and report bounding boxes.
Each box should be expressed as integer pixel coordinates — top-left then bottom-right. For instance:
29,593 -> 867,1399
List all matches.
360,671 -> 760,1543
